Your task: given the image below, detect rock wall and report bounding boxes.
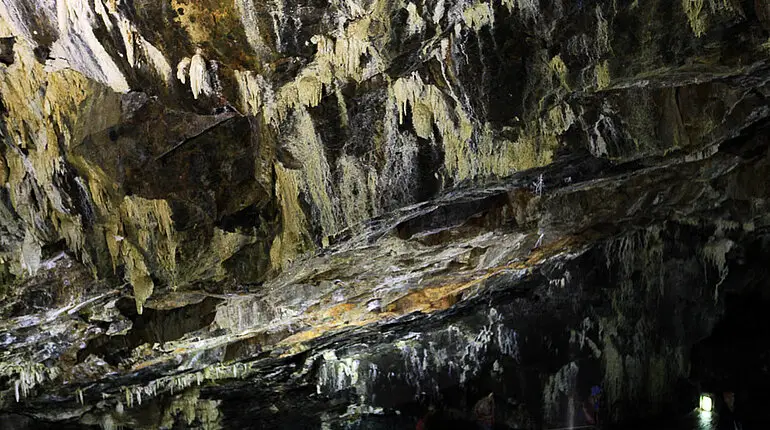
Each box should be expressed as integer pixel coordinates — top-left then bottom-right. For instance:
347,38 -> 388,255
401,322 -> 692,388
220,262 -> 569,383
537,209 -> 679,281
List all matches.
1,0 -> 769,428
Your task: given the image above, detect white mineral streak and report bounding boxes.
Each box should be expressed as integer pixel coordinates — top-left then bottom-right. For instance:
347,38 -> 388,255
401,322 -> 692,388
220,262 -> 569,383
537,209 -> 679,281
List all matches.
377,312 -> 524,399
96,0 -> 172,81
213,296 -> 277,333
112,14 -> 172,82
378,98 -> 419,205
543,362 -> 579,423
339,0 -> 366,22
116,17 -> 136,66
141,39 -> 173,82
20,229 -> 42,277
432,0 -> 446,24
235,0 -> 268,56
108,361 -> 259,411
268,0 -> 286,51
589,112 -> 613,157
47,0 -> 130,92
2,0 -> 172,91
0,0 -> 57,41
316,350 -> 362,394
92,0 -> 113,31
406,3 -> 425,35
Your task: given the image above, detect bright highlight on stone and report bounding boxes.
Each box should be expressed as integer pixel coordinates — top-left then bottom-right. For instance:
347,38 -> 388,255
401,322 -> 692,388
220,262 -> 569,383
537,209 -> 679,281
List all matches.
699,394 -> 713,412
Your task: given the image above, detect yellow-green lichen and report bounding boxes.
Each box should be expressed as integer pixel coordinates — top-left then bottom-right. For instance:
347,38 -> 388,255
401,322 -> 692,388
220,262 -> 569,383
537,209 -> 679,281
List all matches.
0,42 -> 120,278
683,0 -> 707,37
120,196 -> 177,274
169,0 -> 258,69
468,124 -> 557,179
463,2 -> 494,31
504,133 -> 557,172
543,104 -> 576,135
548,55 -> 570,91
595,60 -> 611,90
281,109 -> 339,242
263,17 -> 382,124
236,0 -> 403,127
335,86 -> 350,128
117,196 -> 177,313
183,227 -> 257,281
391,73 -> 475,180
337,156 -> 378,229
270,164 -> 312,271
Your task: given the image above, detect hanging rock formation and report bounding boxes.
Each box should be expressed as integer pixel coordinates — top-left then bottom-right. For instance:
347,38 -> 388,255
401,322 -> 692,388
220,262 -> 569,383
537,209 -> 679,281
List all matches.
1,0 -> 770,428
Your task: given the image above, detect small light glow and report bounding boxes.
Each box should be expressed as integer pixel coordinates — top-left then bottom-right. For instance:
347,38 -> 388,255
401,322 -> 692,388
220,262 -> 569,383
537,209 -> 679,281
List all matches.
699,394 -> 713,412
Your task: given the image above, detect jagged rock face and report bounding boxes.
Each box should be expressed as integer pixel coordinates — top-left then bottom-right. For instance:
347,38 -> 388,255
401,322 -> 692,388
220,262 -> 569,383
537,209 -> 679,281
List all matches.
1,0 -> 770,428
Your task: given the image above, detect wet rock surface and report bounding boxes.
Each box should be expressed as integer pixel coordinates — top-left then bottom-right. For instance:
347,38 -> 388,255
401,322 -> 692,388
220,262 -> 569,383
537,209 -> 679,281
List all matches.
1,0 -> 770,428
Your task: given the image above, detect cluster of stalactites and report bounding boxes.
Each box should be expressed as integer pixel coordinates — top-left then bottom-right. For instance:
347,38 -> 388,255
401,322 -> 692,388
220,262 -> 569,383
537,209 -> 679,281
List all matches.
0,361 -> 60,402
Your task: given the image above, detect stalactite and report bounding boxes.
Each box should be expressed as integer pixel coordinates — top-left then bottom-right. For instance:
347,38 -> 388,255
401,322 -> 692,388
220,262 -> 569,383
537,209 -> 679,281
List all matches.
0,42 -> 117,278
189,49 -> 213,100
234,69 -> 263,115
702,237 -> 734,301
118,195 -> 177,311
391,72 -> 475,180
177,57 -> 191,84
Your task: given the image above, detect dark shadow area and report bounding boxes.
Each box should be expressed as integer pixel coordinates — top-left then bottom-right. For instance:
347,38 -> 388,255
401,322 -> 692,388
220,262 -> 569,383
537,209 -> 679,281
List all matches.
688,234 -> 770,430
690,291 -> 770,429
77,296 -> 222,365
0,414 -> 98,430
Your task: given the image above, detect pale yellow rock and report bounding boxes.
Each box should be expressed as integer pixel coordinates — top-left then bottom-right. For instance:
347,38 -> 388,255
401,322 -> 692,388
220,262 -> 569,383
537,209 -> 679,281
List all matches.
270,164 -> 311,271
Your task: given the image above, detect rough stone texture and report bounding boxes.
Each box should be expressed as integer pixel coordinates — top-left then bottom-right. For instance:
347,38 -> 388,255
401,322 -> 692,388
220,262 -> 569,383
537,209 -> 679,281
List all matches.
1,0 -> 770,428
